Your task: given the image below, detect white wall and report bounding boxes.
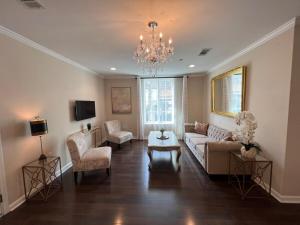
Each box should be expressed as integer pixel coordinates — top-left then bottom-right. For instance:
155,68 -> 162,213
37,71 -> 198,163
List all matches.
282,20 -> 300,196
0,33 -> 106,205
187,75 -> 208,123
206,28 -> 295,195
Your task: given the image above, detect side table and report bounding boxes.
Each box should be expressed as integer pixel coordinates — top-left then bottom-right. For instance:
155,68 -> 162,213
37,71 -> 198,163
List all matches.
228,151 -> 273,199
22,156 -> 63,201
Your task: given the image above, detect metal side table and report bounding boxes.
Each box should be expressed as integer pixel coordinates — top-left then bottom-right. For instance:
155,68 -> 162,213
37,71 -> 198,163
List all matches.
22,156 -> 63,201
228,151 -> 272,199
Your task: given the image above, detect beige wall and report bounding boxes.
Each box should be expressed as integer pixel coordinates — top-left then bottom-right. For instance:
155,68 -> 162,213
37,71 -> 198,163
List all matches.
206,28 -> 295,194
282,21 -> 300,195
0,34 -> 106,205
104,79 -> 138,138
187,75 -> 208,123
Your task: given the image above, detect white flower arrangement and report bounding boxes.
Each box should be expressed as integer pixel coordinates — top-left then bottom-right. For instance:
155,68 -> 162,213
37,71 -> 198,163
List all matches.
233,111 -> 260,151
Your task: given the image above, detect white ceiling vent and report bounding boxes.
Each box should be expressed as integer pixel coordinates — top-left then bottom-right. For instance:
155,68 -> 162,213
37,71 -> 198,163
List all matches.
19,0 -> 44,9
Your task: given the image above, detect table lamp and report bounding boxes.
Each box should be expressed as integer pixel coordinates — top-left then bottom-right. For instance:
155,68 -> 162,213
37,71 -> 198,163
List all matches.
30,117 -> 48,161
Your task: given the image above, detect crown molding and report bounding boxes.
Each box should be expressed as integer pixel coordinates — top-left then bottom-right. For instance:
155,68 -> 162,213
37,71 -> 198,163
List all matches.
209,17 -> 296,73
0,25 -> 96,75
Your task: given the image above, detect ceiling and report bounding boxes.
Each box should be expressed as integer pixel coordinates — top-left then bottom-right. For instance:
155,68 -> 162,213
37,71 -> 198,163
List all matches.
0,0 -> 300,77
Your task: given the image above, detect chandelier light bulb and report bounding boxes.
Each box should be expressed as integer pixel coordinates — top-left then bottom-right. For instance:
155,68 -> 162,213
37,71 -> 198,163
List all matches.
159,32 -> 163,38
139,35 -> 143,41
146,48 -> 149,53
169,38 -> 173,45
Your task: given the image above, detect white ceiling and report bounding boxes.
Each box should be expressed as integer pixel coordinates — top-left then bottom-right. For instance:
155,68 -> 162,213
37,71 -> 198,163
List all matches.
0,0 -> 300,77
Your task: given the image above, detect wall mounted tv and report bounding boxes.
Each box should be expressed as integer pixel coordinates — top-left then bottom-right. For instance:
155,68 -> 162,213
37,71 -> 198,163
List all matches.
75,100 -> 96,121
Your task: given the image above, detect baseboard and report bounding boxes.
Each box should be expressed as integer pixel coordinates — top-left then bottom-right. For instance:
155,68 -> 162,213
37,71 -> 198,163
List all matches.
56,162 -> 72,177
8,161 -> 73,212
254,178 -> 300,204
8,195 -> 26,212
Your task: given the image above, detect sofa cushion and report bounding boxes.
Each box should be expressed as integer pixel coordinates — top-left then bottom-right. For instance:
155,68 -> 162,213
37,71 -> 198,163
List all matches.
108,131 -> 133,144
190,137 -> 216,146
207,125 -> 232,141
185,132 -> 207,139
194,121 -> 209,135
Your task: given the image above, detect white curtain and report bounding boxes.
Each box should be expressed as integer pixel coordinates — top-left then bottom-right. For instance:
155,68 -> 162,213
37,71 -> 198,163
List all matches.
137,77 -> 144,140
182,75 -> 188,133
139,78 -> 184,139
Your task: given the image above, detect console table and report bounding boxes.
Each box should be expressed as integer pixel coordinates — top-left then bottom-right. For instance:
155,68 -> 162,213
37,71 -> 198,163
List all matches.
228,151 -> 273,199
82,126 -> 101,147
22,156 -> 62,201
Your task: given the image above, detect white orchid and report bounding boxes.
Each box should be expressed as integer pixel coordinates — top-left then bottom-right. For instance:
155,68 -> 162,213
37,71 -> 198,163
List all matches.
234,111 -> 258,146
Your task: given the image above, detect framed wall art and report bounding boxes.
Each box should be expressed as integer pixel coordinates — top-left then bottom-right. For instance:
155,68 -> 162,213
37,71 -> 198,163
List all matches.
111,87 -> 132,114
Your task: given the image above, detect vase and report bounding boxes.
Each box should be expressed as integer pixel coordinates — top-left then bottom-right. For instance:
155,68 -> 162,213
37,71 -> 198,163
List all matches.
87,123 -> 91,131
240,146 -> 257,159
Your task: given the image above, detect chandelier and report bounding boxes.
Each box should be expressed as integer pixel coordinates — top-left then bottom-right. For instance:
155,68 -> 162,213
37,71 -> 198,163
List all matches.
134,21 -> 174,77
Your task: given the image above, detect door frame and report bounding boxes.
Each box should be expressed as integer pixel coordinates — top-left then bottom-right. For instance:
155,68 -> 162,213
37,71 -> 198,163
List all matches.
0,133 -> 9,216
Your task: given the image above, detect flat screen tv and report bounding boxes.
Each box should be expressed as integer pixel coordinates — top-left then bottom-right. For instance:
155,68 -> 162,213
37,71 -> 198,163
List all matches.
75,100 -> 96,121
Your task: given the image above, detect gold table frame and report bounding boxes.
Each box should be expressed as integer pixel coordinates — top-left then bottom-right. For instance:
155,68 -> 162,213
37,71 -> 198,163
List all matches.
22,156 -> 63,201
228,151 -> 273,200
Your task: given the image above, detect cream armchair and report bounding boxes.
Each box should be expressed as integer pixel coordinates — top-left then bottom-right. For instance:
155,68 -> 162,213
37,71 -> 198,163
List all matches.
104,120 -> 133,148
66,131 -> 112,182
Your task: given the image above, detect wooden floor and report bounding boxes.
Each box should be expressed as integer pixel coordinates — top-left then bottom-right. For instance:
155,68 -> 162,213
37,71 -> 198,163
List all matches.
1,141 -> 300,225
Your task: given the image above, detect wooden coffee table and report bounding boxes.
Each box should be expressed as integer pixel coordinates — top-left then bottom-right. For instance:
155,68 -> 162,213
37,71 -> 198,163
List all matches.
147,131 -> 181,170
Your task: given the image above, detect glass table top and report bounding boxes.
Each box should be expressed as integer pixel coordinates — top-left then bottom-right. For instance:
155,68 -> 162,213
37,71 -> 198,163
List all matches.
23,156 -> 59,167
231,151 -> 271,162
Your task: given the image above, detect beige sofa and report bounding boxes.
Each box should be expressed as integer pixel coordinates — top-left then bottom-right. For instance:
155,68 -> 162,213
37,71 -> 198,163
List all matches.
184,123 -> 241,175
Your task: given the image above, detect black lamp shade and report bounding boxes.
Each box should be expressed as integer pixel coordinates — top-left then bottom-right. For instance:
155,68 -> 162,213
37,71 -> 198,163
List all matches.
30,119 -> 48,136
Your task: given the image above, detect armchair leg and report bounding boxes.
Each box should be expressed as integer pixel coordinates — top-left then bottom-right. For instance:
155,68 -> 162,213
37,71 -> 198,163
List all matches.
106,167 -> 111,176
130,139 -> 132,144
74,172 -> 78,183
118,144 -> 121,149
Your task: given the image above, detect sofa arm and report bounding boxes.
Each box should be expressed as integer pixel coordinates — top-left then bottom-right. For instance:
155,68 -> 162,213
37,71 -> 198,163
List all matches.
184,123 -> 195,132
205,141 -> 241,175
206,141 -> 241,152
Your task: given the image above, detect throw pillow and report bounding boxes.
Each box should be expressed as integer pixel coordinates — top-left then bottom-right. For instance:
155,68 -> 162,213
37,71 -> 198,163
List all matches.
194,121 -> 209,135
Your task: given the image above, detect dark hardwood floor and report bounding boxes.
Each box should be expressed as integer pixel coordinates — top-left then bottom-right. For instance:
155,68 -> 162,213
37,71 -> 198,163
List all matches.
1,141 -> 300,225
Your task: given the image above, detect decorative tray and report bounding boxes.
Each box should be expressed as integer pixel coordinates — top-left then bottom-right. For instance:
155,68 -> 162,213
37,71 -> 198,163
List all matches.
157,136 -> 169,140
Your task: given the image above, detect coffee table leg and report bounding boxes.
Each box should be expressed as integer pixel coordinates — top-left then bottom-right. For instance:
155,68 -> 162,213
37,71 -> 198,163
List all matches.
176,149 -> 181,162
147,149 -> 153,162
147,148 -> 153,171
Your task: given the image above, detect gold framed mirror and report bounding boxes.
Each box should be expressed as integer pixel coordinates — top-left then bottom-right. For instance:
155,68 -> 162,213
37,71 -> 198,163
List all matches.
211,66 -> 246,117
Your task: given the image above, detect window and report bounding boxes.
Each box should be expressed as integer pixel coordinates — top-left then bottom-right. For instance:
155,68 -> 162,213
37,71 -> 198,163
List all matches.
143,78 -> 174,124
230,74 -> 242,113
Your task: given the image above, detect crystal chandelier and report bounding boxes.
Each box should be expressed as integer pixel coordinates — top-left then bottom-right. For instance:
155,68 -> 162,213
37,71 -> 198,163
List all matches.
134,21 -> 174,77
